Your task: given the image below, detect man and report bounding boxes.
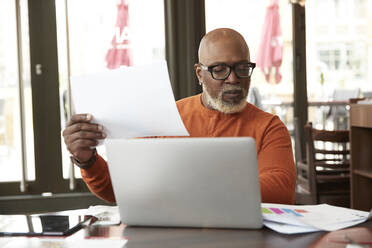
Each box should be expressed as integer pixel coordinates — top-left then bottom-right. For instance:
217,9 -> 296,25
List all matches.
63,28 -> 296,204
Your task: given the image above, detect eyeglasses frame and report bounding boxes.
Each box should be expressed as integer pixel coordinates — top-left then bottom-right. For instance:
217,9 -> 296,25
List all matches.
199,62 -> 256,80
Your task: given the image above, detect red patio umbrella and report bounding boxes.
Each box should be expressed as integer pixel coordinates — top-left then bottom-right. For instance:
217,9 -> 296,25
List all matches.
106,0 -> 132,69
256,0 -> 283,84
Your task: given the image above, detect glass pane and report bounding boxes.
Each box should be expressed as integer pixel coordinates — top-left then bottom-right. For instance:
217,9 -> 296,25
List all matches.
306,0 -> 372,130
205,0 -> 294,130
56,0 -> 165,179
0,0 -> 35,182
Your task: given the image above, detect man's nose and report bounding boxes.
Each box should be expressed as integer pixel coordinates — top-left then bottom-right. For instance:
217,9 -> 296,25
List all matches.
226,69 -> 239,84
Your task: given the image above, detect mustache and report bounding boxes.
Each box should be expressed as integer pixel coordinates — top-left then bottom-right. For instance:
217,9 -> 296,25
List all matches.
220,85 -> 247,94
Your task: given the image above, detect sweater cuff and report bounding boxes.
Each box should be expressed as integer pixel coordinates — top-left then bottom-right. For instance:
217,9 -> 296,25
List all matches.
80,154 -> 107,178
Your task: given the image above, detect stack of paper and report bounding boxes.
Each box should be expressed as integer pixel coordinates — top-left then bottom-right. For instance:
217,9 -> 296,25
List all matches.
262,203 -> 372,234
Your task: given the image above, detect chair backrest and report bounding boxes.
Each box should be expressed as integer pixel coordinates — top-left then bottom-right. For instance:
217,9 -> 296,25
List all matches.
247,87 -> 263,109
332,88 -> 360,101
304,122 -> 350,199
329,88 -> 360,130
362,91 -> 372,98
330,88 -> 360,117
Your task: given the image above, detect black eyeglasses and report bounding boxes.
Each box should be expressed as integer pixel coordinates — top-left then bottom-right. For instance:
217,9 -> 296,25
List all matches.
199,62 -> 256,80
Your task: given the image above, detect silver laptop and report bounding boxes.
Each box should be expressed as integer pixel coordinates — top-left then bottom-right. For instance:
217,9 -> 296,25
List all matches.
105,137 -> 262,229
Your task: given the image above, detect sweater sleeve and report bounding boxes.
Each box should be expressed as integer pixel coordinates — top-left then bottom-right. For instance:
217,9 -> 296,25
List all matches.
257,116 -> 297,204
80,154 -> 116,203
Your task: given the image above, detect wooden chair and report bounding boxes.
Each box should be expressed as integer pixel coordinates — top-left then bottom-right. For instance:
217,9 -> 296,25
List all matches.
327,88 -> 360,130
295,122 -> 350,207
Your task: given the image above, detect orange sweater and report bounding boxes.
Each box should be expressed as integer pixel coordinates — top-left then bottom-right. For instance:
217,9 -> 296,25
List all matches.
81,94 -> 296,204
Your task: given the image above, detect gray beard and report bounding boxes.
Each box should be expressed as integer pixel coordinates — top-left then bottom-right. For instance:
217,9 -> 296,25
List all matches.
202,84 -> 248,114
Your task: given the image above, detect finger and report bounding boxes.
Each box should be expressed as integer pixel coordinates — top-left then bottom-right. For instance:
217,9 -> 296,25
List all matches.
65,130 -> 106,145
63,122 -> 104,136
66,114 -> 93,127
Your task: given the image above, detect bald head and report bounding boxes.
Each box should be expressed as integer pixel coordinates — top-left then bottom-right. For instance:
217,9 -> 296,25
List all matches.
195,28 -> 252,114
198,28 -> 250,64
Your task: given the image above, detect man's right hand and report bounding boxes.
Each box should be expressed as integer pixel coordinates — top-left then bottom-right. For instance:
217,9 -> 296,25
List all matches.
62,114 -> 106,163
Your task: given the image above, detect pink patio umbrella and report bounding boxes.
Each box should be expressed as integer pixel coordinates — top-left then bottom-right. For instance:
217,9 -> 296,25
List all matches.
256,0 -> 283,84
105,0 -> 132,69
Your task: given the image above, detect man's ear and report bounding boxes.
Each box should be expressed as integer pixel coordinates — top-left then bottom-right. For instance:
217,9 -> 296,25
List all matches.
194,63 -> 202,82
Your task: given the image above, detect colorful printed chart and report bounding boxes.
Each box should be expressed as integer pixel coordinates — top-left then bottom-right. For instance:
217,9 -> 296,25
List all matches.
262,207 -> 307,217
261,203 -> 371,234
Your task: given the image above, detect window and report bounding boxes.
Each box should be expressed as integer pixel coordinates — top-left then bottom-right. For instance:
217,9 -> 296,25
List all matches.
1,0 -> 165,213
306,0 -> 372,129
3,0 -> 368,212
0,0 -> 34,188
56,0 -> 165,179
205,0 -> 294,129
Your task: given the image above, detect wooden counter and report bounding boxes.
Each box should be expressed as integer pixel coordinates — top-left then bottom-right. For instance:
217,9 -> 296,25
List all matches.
350,103 -> 372,211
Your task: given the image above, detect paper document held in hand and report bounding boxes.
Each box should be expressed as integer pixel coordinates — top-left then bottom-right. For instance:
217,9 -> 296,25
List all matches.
71,61 -> 189,140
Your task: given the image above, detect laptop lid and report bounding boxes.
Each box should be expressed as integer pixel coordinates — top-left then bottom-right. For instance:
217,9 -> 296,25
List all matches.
105,137 -> 262,229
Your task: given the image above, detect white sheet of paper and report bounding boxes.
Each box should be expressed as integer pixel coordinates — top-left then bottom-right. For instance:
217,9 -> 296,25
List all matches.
86,205 -> 121,225
71,61 -> 189,140
263,220 -> 320,234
